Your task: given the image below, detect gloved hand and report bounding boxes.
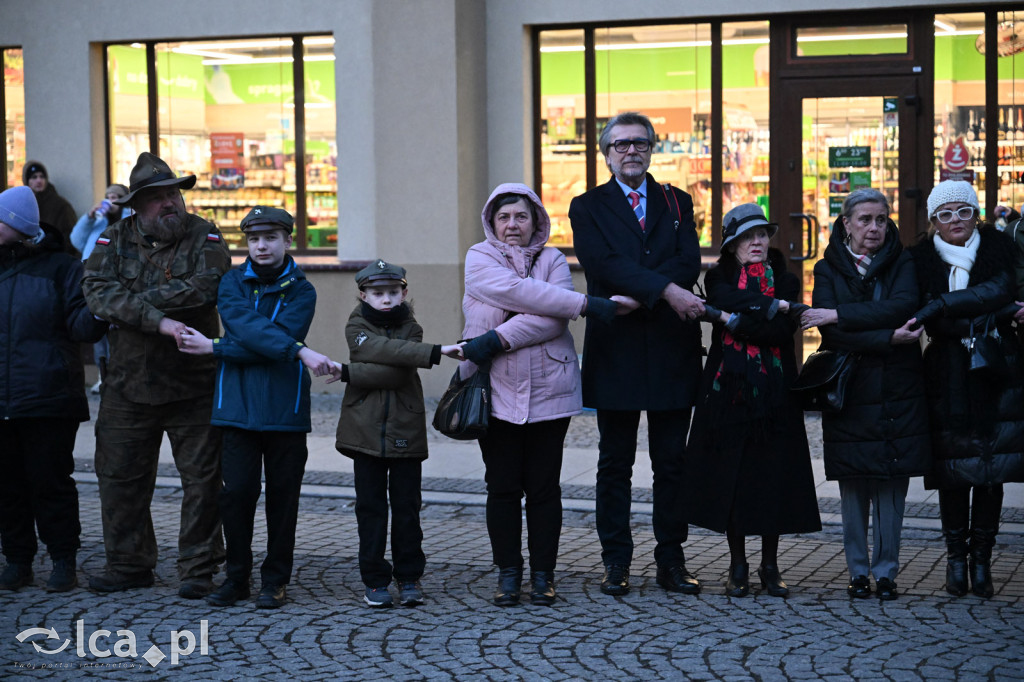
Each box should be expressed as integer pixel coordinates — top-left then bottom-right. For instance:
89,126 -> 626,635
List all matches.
701,303 -> 724,323
582,295 -> 618,324
461,330 -> 504,368
910,298 -> 944,329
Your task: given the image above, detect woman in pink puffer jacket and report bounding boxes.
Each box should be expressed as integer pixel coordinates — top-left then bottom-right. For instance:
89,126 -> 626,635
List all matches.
460,183 -> 633,607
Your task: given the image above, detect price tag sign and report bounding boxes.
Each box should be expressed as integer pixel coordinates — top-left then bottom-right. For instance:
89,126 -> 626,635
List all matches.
829,146 -> 871,168
829,196 -> 845,216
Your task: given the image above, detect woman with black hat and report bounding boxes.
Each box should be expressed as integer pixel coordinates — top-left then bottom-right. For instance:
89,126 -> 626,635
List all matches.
908,180 -> 1024,599
685,203 -> 820,598
801,188 -> 930,601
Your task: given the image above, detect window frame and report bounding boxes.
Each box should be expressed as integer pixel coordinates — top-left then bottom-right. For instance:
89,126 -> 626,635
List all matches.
102,33 -> 334,255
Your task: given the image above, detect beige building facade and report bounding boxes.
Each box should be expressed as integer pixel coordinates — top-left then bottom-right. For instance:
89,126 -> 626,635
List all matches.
0,0 -> 1008,395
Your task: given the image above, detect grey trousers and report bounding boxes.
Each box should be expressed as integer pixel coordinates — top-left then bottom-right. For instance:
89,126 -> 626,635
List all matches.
838,477 -> 910,581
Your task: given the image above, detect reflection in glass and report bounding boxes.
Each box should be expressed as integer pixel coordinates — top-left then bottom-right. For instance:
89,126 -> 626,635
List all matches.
933,13 -> 987,218
302,36 -> 338,249
801,96 -> 899,358
722,22 -> 771,226
4,48 -> 26,188
595,24 -> 712,246
796,25 -> 908,57
539,29 -> 586,248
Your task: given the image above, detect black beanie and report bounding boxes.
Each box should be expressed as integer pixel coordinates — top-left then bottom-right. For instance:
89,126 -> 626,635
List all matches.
23,160 -> 48,184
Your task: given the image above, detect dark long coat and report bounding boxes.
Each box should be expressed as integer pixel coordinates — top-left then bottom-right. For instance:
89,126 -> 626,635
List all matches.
812,218 -> 931,480
569,174 -> 703,410
910,226 -> 1024,489
684,249 -> 821,536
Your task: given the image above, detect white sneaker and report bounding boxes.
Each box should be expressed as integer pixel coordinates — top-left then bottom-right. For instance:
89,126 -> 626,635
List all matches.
90,379 -> 102,394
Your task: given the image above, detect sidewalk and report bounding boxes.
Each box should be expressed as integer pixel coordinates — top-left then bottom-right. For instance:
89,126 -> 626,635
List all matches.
72,428 -> 1024,534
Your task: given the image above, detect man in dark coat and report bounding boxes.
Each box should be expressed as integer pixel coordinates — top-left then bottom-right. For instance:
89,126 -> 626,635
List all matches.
82,152 -> 231,598
569,111 -> 705,597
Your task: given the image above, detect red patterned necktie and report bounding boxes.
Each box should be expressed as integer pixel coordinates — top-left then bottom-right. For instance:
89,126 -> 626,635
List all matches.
628,191 -> 645,230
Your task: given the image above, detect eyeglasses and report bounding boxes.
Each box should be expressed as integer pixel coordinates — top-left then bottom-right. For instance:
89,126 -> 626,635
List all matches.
610,138 -> 652,153
934,206 -> 975,224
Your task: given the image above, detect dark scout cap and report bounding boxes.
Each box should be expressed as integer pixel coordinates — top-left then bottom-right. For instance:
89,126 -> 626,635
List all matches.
356,259 -> 408,288
240,205 -> 294,233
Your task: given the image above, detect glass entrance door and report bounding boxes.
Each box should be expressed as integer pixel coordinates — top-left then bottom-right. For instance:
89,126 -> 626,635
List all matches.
797,95 -> 902,356
775,76 -> 923,361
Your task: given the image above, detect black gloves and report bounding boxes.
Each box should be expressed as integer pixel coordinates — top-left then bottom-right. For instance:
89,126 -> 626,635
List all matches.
582,295 -> 618,324
462,330 -> 504,368
701,302 -> 724,322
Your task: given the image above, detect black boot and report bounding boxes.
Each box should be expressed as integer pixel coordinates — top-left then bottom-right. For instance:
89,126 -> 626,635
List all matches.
0,562 -> 33,591
969,528 -> 996,599
46,556 -> 78,593
943,528 -> 969,597
725,563 -> 749,597
530,570 -> 556,606
757,564 -> 789,598
493,566 -> 522,606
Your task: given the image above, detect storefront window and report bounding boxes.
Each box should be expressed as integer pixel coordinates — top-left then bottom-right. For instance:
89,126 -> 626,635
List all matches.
537,23 -> 767,250
105,35 -> 335,252
538,29 -> 585,248
997,10 -> 1024,216
301,35 -> 338,249
795,24 -> 908,57
722,21 -> 771,223
933,13 -> 986,216
595,24 -> 713,245
3,48 -> 25,189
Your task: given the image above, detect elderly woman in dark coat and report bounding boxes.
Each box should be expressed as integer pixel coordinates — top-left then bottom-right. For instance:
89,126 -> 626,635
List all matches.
909,180 -> 1024,599
686,203 -> 821,598
800,189 -> 930,601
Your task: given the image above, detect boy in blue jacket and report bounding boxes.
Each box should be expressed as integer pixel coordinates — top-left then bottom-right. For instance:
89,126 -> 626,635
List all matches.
177,206 -> 335,609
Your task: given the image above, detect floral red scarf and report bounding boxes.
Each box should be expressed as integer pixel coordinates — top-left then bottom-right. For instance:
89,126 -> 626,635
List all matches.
709,262 -> 785,436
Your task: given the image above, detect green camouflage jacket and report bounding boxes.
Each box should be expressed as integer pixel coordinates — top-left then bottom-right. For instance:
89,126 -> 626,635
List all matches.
82,213 -> 231,405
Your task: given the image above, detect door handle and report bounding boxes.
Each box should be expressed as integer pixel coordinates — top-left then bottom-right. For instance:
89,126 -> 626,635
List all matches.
904,94 -> 921,116
788,213 -> 820,261
904,187 -> 922,200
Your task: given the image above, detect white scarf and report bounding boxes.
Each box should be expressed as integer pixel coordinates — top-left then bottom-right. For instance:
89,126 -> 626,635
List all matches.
933,228 -> 980,291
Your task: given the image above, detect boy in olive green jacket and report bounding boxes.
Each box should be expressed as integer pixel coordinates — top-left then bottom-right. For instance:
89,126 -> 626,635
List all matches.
330,260 -> 460,608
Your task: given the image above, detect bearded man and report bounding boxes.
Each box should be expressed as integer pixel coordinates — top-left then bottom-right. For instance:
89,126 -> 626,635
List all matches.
82,152 -> 230,598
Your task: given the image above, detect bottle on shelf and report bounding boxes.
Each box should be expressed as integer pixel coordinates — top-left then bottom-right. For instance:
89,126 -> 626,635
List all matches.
1010,106 -> 1017,141
967,110 -> 977,142
979,116 -> 987,141
999,107 -> 1007,140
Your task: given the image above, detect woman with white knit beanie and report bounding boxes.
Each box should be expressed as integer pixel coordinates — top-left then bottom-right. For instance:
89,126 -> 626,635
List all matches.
908,180 -> 1024,599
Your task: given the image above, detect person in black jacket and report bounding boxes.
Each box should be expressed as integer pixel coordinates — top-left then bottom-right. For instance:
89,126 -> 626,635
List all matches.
23,161 -> 78,257
569,111 -> 705,597
801,189 -> 930,601
686,203 -> 820,598
0,186 -> 107,593
909,180 -> 1024,599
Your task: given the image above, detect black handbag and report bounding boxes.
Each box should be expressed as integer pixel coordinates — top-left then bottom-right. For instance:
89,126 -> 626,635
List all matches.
967,316 -> 1006,377
432,367 -> 491,440
791,349 -> 858,412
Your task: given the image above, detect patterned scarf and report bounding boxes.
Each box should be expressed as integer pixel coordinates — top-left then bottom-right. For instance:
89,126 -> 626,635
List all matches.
846,244 -> 873,278
709,262 -> 785,439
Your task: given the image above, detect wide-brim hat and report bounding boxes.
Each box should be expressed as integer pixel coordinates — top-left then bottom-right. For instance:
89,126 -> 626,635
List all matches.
720,202 -> 778,253
115,152 -> 196,206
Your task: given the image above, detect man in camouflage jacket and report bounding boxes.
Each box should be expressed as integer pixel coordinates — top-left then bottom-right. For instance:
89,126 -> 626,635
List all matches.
82,152 -> 230,598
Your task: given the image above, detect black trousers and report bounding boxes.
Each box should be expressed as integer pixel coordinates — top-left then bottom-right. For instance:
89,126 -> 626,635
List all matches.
0,418 -> 80,564
478,417 -> 569,572
352,454 -> 425,587
595,409 -> 690,567
220,428 -> 307,587
939,485 -> 1004,531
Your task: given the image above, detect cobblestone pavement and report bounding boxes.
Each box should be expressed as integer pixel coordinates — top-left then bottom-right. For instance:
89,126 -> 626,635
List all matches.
2,483 -> 1023,680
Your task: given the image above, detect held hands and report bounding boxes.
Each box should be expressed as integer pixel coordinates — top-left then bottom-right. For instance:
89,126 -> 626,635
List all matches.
298,347 -> 335,377
158,317 -> 189,345
440,344 -> 464,359
610,295 -> 641,315
661,283 -> 705,321
177,326 -> 214,355
891,319 -> 924,345
1014,302 -> 1024,324
800,307 -> 838,331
